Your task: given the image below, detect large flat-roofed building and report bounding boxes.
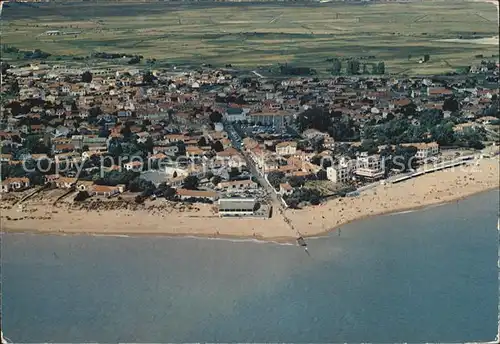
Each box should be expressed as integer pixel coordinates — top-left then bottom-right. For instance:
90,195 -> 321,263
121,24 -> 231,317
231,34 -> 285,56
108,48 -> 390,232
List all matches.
248,111 -> 293,127
354,153 -> 384,180
218,198 -> 270,218
218,198 -> 256,217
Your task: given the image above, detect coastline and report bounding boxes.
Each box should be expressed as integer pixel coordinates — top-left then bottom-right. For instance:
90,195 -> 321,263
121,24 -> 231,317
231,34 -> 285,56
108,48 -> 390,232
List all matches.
1,159 -> 499,242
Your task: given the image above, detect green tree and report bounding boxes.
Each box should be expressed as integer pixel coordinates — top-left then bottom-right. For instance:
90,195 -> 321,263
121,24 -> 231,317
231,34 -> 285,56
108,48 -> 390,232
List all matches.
346,60 -> 360,75
211,140 -> 224,152
81,71 -> 92,83
267,171 -> 285,190
197,136 -> 208,147
142,71 -> 155,85
376,61 -> 385,74
331,58 -> 341,75
212,175 -> 222,186
182,176 -> 199,190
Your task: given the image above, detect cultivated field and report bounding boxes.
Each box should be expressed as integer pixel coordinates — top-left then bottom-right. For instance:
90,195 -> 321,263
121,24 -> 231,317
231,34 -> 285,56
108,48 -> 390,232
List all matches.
1,0 -> 498,74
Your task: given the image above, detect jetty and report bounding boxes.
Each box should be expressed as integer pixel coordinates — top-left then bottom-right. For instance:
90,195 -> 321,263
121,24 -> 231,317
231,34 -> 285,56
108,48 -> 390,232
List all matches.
391,159 -> 470,184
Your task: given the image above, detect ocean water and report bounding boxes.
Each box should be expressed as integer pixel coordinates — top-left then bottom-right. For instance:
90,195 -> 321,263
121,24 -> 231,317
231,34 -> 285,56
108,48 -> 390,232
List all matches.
1,190 -> 498,343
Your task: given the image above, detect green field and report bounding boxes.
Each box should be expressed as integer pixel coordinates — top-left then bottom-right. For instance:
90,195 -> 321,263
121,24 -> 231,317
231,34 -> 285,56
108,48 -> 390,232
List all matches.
1,0 -> 498,74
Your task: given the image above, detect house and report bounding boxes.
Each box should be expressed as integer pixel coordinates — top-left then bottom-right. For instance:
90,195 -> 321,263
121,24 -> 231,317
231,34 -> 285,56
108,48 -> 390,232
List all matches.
90,184 -> 124,197
275,141 -> 297,156
1,177 -> 30,193
453,122 -> 479,133
217,179 -> 257,191
55,177 -> 77,189
216,148 -> 246,168
186,146 -> 204,158
217,197 -> 256,217
176,188 -> 218,202
0,154 -> 12,163
401,142 -> 439,159
326,165 -> 353,184
124,161 -> 144,171
279,182 -> 293,196
354,154 -> 384,180
76,181 -> 95,192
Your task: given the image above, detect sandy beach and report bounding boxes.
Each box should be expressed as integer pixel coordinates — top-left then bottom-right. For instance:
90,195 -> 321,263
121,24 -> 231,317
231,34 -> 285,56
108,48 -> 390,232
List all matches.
1,158 -> 498,241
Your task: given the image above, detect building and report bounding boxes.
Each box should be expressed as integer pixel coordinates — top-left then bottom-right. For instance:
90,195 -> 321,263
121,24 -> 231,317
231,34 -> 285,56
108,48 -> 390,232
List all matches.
55,177 -> 77,189
248,111 -> 293,127
1,177 -> 31,193
124,161 -> 144,171
279,182 -> 293,196
326,165 -> 352,184
186,146 -> 204,158
275,141 -> 297,156
217,179 -> 258,191
217,197 -> 256,217
176,188 -> 218,202
402,142 -> 439,160
90,185 -> 124,197
224,107 -> 247,122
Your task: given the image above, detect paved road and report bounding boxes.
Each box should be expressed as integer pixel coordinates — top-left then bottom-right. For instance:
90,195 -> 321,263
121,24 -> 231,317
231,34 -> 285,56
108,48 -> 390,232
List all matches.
225,121 -> 281,207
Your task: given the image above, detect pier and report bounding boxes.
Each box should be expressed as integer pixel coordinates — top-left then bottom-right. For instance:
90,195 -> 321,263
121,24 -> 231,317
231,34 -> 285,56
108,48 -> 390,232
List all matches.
390,160 -> 470,184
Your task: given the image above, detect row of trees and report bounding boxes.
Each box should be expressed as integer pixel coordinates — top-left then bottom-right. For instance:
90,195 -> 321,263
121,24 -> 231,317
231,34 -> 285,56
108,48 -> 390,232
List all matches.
329,58 -> 385,75
362,108 -> 487,149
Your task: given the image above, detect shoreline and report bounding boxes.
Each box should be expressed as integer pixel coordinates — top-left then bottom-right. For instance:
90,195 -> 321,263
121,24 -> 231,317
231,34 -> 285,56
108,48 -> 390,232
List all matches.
1,159 -> 499,242
2,186 -> 497,243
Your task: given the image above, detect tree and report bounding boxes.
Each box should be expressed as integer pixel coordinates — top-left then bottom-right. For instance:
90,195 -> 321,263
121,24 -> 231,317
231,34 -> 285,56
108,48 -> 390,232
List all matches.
346,60 -> 360,75
209,111 -> 223,123
267,171 -> 285,190
197,136 -> 208,147
362,64 -> 369,75
10,80 -> 20,95
211,140 -> 224,152
163,186 -> 176,199
228,167 -> 241,179
393,145 -> 418,172
376,61 -> 385,74
331,58 -> 341,75
143,71 -> 155,85
212,175 -> 222,186
423,54 -> 430,63
288,176 -> 305,188
443,97 -> 459,112
182,176 -> 199,190
316,169 -> 327,180
74,191 -> 91,202
81,71 -> 92,83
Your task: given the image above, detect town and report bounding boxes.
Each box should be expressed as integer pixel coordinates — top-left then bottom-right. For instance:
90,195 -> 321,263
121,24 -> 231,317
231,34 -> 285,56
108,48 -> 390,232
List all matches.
0,59 -> 499,220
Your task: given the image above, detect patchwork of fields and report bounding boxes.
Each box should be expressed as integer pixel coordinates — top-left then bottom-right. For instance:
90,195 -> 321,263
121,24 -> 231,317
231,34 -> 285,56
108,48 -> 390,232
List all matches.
1,0 -> 498,74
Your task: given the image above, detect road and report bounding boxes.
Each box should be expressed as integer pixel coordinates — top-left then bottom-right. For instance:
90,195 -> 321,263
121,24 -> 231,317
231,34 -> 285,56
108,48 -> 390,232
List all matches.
225,121 -> 281,207
252,70 -> 265,79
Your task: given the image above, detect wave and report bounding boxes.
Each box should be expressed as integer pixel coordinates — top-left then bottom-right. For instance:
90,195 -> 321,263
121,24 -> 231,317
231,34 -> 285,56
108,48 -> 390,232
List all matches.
175,235 -> 296,246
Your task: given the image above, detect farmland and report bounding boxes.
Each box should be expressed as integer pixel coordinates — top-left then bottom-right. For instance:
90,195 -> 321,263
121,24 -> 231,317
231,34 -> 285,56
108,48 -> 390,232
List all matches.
1,0 -> 498,75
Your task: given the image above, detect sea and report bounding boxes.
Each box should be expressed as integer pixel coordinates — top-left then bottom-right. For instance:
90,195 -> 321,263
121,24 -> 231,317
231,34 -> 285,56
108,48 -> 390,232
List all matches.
1,190 -> 498,343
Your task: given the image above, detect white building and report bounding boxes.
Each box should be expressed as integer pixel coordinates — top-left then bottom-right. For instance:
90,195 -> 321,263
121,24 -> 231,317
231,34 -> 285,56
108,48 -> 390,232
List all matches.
224,108 -> 247,122
326,165 -> 352,184
275,141 -> 297,156
402,142 -> 439,160
218,198 -> 256,217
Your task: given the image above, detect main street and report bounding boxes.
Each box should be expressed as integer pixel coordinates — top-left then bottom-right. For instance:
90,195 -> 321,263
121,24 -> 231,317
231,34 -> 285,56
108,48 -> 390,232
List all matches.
224,121 -> 282,208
